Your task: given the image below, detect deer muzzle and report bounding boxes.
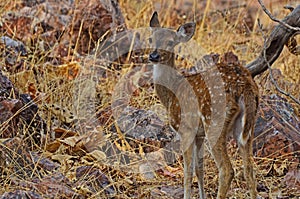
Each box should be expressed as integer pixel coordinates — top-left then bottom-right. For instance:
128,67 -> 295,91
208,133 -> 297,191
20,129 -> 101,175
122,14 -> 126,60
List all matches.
149,50 -> 160,62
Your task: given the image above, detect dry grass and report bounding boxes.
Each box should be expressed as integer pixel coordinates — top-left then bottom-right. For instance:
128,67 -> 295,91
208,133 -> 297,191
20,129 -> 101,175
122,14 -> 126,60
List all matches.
0,0 -> 299,198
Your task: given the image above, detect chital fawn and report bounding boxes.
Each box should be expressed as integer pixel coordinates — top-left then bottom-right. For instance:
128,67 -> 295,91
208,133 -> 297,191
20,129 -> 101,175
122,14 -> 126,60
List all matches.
148,12 -> 259,199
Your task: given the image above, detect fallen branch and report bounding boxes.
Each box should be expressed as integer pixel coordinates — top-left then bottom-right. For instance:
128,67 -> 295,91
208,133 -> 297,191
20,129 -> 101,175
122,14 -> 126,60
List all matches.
246,4 -> 300,77
257,19 -> 300,105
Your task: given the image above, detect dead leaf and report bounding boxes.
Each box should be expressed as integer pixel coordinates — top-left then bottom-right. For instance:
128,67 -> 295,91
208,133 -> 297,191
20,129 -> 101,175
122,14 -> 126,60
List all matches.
46,140 -> 62,153
59,136 -> 81,147
51,154 -> 76,164
86,150 -> 107,162
54,128 -> 79,139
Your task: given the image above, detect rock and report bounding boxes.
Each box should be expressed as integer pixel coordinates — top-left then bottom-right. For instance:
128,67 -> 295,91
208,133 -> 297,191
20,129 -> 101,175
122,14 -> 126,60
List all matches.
0,71 -> 46,146
75,166 -> 115,196
0,0 -> 127,57
254,94 -> 300,160
0,190 -> 43,199
115,106 -> 175,153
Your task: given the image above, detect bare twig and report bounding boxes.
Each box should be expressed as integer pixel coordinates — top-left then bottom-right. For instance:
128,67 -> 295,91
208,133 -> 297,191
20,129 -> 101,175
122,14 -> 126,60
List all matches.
258,0 -> 300,31
246,5 -> 300,77
257,19 -> 300,105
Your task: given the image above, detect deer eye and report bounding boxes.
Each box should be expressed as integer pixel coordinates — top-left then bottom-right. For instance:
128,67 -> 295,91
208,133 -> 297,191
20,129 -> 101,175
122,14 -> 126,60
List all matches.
148,38 -> 152,43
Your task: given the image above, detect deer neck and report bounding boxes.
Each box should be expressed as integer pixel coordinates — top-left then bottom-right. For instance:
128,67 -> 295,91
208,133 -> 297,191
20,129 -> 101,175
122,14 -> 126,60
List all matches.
153,52 -> 176,81
153,52 -> 179,107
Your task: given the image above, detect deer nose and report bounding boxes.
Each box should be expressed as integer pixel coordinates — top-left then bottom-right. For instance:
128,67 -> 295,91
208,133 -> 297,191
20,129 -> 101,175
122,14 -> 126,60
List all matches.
149,50 -> 160,62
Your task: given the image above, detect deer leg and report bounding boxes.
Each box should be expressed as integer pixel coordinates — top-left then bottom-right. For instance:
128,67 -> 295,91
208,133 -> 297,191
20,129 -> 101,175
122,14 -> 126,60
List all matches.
183,140 -> 194,199
238,132 -> 257,199
235,96 -> 257,199
195,133 -> 205,199
211,134 -> 234,199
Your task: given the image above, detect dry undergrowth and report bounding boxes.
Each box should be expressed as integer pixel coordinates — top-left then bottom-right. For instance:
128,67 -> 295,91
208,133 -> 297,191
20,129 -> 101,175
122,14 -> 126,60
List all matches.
0,0 -> 299,198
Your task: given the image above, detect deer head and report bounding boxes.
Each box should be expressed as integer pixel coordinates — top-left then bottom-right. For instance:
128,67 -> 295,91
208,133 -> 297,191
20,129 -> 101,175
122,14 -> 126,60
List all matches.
149,11 -> 196,66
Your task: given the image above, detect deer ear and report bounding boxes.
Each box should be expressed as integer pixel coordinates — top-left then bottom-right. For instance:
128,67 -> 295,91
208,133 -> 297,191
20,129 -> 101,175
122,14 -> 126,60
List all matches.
176,22 -> 196,42
150,11 -> 160,28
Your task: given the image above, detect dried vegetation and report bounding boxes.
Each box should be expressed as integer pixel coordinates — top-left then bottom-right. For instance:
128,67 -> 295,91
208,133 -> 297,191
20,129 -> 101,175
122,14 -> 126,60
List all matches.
0,0 -> 299,198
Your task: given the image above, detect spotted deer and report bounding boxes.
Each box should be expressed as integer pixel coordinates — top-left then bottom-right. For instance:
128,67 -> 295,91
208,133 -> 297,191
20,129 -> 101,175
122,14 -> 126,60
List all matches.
148,12 -> 259,199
